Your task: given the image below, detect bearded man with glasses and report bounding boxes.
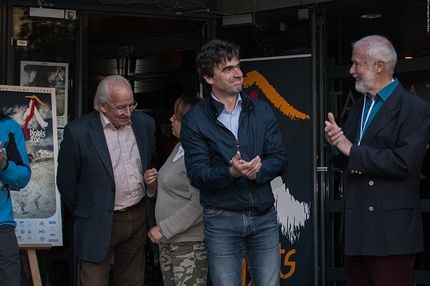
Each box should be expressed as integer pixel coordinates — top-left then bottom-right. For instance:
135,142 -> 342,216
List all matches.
57,75 -> 155,286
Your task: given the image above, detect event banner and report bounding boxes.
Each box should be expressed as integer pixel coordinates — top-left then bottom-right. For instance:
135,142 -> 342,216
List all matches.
241,55 -> 314,285
0,85 -> 63,246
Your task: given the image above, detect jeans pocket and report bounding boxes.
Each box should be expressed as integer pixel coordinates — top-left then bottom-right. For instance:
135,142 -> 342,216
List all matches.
203,207 -> 223,218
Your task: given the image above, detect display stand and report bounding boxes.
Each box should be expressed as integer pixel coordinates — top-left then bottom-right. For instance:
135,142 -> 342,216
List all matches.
19,244 -> 52,286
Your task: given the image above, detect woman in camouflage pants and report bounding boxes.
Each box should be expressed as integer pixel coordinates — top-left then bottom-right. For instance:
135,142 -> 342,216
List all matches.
145,95 -> 208,286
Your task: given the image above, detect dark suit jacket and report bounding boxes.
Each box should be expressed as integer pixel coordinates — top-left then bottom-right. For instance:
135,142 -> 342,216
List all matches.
333,82 -> 430,256
56,111 -> 155,262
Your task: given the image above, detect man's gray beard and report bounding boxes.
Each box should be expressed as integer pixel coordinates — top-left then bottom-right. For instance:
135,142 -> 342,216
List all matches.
355,82 -> 367,94
354,76 -> 374,94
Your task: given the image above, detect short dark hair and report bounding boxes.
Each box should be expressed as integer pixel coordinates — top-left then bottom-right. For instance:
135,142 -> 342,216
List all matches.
174,95 -> 202,121
196,39 -> 240,91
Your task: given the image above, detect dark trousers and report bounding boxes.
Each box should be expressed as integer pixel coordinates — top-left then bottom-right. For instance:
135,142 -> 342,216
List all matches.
344,253 -> 416,286
0,225 -> 21,286
81,199 -> 148,286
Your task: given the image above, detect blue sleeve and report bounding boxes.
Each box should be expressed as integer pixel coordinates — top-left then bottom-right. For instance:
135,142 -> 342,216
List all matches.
0,119 -> 31,189
255,103 -> 289,185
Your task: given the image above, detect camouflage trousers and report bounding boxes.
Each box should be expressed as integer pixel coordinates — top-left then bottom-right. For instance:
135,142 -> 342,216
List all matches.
159,241 -> 208,286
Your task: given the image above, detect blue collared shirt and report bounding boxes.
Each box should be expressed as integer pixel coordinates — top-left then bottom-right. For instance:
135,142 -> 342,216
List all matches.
212,93 -> 242,139
358,78 -> 398,144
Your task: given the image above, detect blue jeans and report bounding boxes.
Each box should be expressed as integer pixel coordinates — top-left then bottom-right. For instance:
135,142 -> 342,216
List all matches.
203,206 -> 280,286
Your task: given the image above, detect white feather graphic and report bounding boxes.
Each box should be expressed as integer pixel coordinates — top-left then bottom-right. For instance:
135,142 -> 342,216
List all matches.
271,176 -> 311,244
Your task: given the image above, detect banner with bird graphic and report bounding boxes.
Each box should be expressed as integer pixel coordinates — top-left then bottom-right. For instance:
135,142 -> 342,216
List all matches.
241,54 -> 313,286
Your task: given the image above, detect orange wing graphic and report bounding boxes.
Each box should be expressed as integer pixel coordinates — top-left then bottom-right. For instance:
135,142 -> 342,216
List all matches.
25,95 -> 48,106
243,70 -> 310,120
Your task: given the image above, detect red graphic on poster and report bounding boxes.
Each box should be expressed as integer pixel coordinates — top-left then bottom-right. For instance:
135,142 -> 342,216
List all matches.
23,95 -> 48,138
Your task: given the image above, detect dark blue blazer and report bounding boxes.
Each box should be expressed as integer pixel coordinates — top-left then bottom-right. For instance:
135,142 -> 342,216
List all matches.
334,82 -> 430,256
57,110 -> 155,262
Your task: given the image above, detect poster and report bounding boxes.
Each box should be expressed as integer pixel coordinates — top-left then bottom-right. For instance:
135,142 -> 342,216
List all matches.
0,85 -> 63,246
241,55 -> 314,285
20,61 -> 69,128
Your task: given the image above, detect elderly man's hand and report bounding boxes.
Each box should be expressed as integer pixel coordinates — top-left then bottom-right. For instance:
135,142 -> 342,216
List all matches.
324,112 -> 352,157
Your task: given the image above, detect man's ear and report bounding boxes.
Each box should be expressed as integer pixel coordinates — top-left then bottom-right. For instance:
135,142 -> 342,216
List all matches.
99,102 -> 107,113
203,75 -> 213,85
375,61 -> 385,73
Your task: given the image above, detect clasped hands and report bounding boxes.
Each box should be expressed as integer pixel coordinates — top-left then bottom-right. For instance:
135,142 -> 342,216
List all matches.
230,151 -> 261,180
324,112 -> 352,157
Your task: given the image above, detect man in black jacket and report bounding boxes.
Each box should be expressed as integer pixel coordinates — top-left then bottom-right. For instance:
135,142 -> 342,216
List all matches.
325,35 -> 430,286
57,75 -> 155,286
180,39 -> 288,286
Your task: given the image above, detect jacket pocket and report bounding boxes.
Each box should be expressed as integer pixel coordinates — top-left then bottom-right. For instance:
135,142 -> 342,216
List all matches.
382,197 -> 415,211
74,205 -> 91,218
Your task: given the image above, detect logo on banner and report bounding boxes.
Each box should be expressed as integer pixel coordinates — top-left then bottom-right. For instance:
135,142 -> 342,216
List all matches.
243,70 -> 310,120
22,95 -> 49,145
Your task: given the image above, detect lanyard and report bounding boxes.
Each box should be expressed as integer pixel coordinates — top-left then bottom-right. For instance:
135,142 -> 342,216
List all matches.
358,96 -> 375,146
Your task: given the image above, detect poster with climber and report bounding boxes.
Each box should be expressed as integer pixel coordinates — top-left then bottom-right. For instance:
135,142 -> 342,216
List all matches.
20,61 -> 68,128
0,85 -> 63,246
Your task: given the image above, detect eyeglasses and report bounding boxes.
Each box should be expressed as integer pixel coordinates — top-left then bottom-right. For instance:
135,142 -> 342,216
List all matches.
103,101 -> 138,115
